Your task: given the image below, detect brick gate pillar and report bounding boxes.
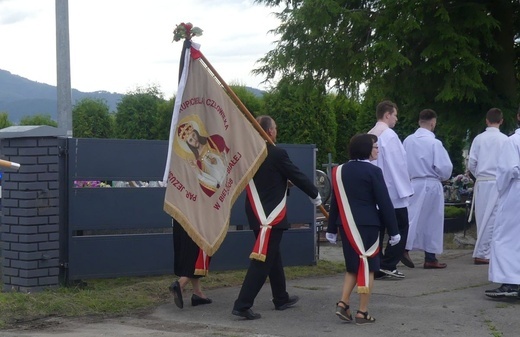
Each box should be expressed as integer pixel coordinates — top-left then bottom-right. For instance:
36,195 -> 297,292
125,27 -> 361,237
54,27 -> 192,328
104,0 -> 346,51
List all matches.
0,126 -> 66,292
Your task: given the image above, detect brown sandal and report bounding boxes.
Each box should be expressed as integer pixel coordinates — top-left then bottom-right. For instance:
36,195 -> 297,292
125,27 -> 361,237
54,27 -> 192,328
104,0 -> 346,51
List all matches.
335,301 -> 352,322
355,310 -> 376,325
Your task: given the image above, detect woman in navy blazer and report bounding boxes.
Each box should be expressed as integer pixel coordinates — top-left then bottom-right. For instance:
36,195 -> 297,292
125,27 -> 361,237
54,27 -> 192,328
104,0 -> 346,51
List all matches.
327,134 -> 400,325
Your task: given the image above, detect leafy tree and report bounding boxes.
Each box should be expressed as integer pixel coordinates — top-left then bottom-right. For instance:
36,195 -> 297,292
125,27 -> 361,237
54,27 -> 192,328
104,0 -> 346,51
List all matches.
72,98 -> 113,138
114,86 -> 166,140
330,95 -> 360,164
262,77 -> 337,166
229,84 -> 265,117
0,112 -> 13,129
19,114 -> 58,127
155,97 -> 175,140
255,0 -> 519,172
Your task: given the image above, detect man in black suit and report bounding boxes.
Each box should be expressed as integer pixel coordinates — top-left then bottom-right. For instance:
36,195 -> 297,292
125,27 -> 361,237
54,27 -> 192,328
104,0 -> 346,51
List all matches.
232,115 -> 321,320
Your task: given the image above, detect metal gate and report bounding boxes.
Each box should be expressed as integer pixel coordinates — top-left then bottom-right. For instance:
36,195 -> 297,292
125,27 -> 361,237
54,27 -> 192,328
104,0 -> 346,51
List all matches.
60,138 -> 317,282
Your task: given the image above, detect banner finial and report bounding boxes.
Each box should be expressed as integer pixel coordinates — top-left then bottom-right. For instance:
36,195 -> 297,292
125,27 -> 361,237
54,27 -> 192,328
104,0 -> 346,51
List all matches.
173,22 -> 203,42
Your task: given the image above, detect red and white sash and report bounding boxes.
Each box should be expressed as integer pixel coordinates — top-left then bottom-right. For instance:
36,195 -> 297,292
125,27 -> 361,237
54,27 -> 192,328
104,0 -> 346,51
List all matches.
332,164 -> 380,293
246,180 -> 287,262
194,249 -> 210,276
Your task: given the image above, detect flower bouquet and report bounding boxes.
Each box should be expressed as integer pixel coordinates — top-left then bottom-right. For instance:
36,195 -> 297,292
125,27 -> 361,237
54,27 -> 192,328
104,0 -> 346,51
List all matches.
444,173 -> 474,202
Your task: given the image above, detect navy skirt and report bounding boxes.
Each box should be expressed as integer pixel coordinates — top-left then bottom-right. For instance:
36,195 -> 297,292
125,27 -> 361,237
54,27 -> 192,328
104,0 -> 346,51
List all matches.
339,224 -> 380,273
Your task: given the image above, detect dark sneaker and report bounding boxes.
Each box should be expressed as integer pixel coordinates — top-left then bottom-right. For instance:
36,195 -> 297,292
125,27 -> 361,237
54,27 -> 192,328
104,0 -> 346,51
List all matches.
485,284 -> 519,298
380,269 -> 405,279
374,271 -> 389,280
274,295 -> 299,310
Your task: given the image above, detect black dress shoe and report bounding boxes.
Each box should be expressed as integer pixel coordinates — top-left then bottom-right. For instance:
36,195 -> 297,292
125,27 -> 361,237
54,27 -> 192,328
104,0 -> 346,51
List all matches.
232,308 -> 261,320
168,281 -> 183,309
191,294 -> 213,306
400,251 -> 415,268
274,295 -> 299,310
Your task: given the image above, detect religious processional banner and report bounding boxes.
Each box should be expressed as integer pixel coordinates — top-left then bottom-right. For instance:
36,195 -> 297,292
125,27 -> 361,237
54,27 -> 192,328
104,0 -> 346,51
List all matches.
163,42 -> 267,256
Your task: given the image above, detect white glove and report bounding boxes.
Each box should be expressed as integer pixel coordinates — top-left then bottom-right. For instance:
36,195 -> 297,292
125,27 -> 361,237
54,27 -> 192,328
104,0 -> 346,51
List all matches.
325,232 -> 337,244
389,234 -> 401,246
310,192 -> 322,206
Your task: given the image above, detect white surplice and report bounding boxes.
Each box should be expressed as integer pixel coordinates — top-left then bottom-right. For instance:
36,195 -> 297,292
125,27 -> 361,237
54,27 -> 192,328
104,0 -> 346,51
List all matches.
489,129 -> 520,284
368,122 -> 413,208
468,127 -> 508,260
403,128 -> 453,253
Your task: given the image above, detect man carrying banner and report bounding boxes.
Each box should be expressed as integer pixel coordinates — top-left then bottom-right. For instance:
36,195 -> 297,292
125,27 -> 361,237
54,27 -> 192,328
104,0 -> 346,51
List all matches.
232,115 -> 322,320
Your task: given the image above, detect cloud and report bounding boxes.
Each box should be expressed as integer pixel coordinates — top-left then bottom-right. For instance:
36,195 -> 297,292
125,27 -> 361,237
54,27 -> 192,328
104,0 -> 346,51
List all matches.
0,0 -> 280,97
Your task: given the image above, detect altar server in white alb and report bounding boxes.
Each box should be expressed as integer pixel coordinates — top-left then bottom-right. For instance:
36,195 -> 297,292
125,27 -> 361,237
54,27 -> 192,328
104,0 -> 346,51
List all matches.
403,109 -> 453,269
467,108 -> 508,265
368,100 -> 414,279
485,108 -> 520,298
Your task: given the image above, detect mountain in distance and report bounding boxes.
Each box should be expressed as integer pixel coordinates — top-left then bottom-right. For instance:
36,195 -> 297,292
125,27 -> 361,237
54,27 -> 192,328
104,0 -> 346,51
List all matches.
0,69 -> 265,124
0,69 -> 123,124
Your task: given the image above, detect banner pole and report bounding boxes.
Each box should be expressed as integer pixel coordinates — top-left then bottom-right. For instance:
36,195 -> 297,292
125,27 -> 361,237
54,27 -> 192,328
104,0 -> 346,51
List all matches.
0,159 -> 21,170
198,54 -> 272,144
198,53 -> 329,220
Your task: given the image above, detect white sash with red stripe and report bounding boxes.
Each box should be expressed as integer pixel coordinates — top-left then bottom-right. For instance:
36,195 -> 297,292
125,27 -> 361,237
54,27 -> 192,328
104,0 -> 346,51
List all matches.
246,180 -> 287,262
332,164 -> 379,293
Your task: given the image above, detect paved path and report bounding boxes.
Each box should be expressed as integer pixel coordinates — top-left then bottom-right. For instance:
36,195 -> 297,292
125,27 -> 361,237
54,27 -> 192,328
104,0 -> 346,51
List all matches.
1,247 -> 518,337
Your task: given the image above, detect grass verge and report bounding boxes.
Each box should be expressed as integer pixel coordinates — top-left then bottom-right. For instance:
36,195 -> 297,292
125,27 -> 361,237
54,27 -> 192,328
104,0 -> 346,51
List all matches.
0,259 -> 344,329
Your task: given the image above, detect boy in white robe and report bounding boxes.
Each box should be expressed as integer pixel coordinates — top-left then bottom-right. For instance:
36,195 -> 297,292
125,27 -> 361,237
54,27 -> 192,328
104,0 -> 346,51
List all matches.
368,100 -> 413,278
468,108 -> 508,265
485,109 -> 520,298
403,109 -> 453,268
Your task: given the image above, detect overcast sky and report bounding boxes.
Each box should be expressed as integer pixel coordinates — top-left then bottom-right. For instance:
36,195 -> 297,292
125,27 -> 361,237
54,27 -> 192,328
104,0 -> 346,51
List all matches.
0,0 -> 281,98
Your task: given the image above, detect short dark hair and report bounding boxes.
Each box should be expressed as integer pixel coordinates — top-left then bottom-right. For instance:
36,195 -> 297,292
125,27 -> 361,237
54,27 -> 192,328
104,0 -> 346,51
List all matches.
349,133 -> 378,160
376,100 -> 398,120
256,115 -> 273,133
486,108 -> 503,124
419,109 -> 437,122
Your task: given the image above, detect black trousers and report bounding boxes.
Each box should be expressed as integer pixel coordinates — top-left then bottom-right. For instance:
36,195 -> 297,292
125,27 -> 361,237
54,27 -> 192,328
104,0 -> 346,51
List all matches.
379,207 -> 409,271
233,229 -> 289,311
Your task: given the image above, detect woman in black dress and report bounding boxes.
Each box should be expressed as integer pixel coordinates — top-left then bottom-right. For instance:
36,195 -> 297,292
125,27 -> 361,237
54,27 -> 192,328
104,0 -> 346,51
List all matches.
326,134 -> 400,324
169,220 -> 212,309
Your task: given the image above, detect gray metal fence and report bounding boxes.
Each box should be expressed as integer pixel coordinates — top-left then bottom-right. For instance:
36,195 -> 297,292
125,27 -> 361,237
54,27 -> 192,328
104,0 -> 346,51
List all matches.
61,138 -> 318,282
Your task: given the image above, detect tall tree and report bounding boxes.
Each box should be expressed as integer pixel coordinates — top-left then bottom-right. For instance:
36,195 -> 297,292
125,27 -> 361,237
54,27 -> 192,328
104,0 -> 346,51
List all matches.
255,0 -> 519,170
155,97 -> 175,140
114,86 -> 166,140
229,84 -> 265,116
262,77 -> 337,166
72,98 -> 113,138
